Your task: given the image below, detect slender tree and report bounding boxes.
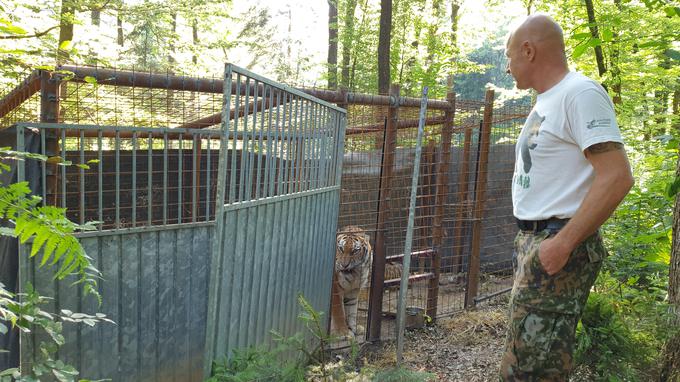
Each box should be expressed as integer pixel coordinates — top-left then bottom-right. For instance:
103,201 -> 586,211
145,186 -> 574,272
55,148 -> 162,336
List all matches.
340,0 -> 358,88
327,0 -> 338,89
377,0 -> 392,94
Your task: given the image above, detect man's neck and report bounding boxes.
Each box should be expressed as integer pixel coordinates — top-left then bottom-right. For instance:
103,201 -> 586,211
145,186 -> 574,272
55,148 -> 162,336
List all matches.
533,66 -> 570,94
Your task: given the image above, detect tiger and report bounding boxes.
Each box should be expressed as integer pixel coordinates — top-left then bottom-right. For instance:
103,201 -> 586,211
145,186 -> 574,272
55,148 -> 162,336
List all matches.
330,225 -> 372,339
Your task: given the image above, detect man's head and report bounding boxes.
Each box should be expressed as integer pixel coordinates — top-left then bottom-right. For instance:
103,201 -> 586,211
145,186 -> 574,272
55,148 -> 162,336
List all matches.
505,14 -> 568,92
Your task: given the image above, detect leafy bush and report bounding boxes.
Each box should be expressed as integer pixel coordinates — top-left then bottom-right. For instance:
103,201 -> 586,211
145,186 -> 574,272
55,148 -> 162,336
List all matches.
575,286 -> 673,381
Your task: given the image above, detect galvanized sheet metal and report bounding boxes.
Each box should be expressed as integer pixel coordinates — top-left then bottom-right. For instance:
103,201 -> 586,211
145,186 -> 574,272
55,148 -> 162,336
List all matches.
19,224 -> 213,382
207,187 -> 340,361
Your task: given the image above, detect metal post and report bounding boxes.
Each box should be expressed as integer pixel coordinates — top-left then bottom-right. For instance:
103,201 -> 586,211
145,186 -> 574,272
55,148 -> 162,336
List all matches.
428,91 -> 455,319
39,70 -> 60,205
465,89 -> 494,308
452,118 -> 473,275
368,84 -> 399,342
396,86 -> 429,364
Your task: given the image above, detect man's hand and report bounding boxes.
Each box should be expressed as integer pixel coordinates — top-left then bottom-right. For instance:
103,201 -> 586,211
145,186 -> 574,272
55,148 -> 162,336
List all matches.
538,236 -> 572,275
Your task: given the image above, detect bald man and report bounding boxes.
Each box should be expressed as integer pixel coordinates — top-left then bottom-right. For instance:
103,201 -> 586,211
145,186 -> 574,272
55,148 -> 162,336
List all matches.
499,15 -> 633,381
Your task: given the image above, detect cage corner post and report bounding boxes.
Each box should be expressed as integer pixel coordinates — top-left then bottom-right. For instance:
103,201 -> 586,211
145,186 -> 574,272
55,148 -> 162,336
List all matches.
367,83 -> 400,342
464,88 -> 495,308
39,69 -> 62,206
427,90 -> 456,320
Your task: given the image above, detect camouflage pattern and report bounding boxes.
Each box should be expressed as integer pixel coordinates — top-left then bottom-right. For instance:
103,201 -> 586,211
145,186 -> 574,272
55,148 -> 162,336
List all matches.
499,229 -> 608,381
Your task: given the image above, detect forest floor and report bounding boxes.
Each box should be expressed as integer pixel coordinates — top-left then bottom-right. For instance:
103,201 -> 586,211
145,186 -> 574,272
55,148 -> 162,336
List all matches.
361,298 -> 509,381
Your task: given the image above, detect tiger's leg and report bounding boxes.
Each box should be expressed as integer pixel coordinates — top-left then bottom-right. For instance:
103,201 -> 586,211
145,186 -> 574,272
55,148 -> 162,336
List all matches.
344,286 -> 360,335
330,272 -> 350,336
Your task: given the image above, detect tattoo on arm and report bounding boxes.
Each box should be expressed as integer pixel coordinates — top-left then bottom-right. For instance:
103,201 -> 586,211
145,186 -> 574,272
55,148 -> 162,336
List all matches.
586,142 -> 623,154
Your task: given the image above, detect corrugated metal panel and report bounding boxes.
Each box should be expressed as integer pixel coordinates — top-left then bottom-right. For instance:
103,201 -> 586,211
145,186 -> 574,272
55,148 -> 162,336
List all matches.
207,186 -> 340,362
19,224 -> 213,382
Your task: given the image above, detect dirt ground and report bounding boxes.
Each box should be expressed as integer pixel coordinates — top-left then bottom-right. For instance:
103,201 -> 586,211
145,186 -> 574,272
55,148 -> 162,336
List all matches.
360,297 -> 510,382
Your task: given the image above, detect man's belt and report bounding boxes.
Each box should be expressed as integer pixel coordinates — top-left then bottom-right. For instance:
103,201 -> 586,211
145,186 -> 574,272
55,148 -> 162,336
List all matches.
516,217 -> 570,232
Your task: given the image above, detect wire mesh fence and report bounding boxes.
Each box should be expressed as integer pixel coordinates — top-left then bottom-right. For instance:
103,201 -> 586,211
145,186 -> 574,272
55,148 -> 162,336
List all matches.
0,66 -> 528,347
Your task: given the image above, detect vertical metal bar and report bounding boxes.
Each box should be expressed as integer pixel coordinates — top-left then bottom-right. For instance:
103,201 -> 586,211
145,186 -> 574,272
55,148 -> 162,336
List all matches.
40,71 -> 60,207
291,97 -> 302,193
61,128 -> 66,209
132,132 -> 137,227
396,86 -> 429,364
281,93 -> 291,195
16,126 -> 25,183
79,129 -> 85,225
239,78 -> 251,202
265,86 -> 275,198
98,130 -> 103,230
368,84 -> 399,341
255,82 -> 265,199
205,64 -> 232,375
192,135 -> 198,223
148,133 -> 153,226
428,91 -> 456,319
273,89 -> 283,197
206,136 -> 211,221
453,123 -> 473,274
229,73 -> 241,204
115,129 -> 120,229
40,129 -> 46,205
163,133 -> 168,225
465,89 -> 494,308
178,134 -> 183,224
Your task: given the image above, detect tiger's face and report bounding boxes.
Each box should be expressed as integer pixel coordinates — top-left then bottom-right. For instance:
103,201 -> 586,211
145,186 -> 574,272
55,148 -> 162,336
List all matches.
336,226 -> 371,272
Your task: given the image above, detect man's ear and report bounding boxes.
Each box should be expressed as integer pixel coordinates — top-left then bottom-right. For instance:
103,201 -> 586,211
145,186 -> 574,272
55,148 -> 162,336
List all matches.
523,41 -> 536,61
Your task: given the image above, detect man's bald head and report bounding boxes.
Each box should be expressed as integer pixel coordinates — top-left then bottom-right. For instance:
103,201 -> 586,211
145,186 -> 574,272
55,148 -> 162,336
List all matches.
508,14 -> 566,63
505,14 -> 569,92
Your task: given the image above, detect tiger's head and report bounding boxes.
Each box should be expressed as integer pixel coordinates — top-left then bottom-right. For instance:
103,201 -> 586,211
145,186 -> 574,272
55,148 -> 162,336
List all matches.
335,225 -> 372,272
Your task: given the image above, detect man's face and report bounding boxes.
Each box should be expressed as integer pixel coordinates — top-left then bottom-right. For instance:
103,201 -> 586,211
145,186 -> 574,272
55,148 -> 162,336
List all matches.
505,37 -> 530,90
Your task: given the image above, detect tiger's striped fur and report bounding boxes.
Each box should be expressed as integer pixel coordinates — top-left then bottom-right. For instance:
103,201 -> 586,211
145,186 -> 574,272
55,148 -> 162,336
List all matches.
330,226 -> 372,338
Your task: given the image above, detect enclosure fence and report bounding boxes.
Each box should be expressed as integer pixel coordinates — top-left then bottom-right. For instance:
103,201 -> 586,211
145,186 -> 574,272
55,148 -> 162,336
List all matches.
0,65 -> 529,379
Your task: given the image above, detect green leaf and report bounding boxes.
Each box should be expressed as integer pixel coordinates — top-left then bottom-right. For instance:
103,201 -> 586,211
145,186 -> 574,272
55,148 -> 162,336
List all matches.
664,6 -> 680,17
571,32 -> 592,40
638,41 -> 665,48
32,231 -> 50,259
587,38 -> 601,48
83,76 -> 97,85
666,176 -> 680,198
665,49 -> 680,61
58,40 -> 72,51
87,159 -> 100,164
601,29 -> 613,42
75,163 -> 90,170
572,44 -> 589,59
0,24 -> 27,35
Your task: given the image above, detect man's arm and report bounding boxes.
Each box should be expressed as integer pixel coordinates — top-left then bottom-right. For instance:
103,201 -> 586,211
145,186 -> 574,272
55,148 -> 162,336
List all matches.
538,142 -> 634,275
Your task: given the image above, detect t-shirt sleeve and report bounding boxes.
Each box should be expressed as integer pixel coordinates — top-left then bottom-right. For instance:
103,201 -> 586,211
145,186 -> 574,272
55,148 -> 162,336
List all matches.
566,87 -> 623,151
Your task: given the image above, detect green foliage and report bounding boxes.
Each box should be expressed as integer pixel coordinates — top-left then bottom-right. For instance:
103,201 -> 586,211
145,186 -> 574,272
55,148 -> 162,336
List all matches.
208,336 -> 308,382
0,150 -> 108,380
575,286 -> 673,381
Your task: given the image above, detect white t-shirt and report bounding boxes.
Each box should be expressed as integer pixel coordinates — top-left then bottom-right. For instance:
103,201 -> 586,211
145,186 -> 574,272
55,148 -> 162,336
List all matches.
512,71 -> 623,221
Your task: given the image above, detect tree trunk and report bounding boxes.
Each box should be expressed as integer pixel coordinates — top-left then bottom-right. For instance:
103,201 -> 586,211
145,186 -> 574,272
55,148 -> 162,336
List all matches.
378,0 -> 392,94
611,0 -> 622,104
92,9 -> 101,26
584,0 -> 607,78
448,0 -> 460,87
525,0 -> 533,15
168,13 -> 177,66
117,13 -> 124,46
327,0 -> 338,89
58,0 -> 75,64
192,19 -> 198,65
340,0 -> 358,88
660,82 -> 680,382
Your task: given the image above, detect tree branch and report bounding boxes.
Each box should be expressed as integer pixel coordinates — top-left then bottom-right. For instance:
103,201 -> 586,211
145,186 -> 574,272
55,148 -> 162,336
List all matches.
0,25 -> 59,40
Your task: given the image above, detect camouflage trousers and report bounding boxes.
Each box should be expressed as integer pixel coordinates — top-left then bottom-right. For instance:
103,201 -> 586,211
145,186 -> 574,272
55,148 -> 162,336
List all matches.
499,229 -> 607,381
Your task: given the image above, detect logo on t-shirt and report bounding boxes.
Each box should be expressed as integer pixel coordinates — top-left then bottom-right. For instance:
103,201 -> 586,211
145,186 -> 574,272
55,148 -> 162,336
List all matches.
586,118 -> 611,129
519,111 -> 545,173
